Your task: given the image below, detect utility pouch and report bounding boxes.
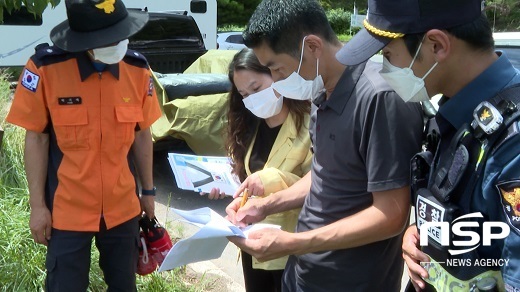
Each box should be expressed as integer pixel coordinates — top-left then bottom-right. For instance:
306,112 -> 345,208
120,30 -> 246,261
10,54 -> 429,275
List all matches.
415,126 -> 500,285
415,188 -> 461,262
429,126 -> 471,203
415,187 -> 492,284
414,125 -> 474,269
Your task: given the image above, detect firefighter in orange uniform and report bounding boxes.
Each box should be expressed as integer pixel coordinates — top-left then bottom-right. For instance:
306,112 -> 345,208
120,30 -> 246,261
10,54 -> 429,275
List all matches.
6,0 -> 161,290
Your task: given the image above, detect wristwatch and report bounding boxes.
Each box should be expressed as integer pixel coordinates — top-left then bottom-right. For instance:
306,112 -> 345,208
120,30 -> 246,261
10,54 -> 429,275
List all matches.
141,186 -> 156,196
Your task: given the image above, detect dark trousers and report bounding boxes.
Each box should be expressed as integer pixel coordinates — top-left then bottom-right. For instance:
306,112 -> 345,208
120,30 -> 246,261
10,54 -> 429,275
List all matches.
45,216 -> 140,292
241,251 -> 284,292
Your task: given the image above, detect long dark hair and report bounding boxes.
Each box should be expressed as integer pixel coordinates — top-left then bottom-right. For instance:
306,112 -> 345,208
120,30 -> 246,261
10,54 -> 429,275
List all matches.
227,48 -> 310,181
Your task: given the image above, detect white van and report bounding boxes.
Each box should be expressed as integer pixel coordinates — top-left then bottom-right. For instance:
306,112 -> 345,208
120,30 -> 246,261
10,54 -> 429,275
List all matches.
0,0 -> 217,67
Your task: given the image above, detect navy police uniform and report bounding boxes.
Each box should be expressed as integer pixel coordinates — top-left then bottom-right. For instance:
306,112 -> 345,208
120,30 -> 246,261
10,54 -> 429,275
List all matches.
421,52 -> 520,291
336,0 -> 520,289
412,52 -> 520,291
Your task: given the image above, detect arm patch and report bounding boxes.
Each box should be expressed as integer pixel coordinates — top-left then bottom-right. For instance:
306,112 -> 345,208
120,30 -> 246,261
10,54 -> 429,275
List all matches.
497,180 -> 520,235
20,69 -> 40,92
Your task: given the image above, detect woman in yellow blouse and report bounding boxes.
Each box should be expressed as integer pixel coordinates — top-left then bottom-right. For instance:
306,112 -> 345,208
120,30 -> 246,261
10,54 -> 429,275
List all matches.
208,48 -> 312,292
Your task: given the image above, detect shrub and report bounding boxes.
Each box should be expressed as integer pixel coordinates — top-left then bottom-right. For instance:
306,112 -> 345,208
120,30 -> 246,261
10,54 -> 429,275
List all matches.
326,8 -> 351,35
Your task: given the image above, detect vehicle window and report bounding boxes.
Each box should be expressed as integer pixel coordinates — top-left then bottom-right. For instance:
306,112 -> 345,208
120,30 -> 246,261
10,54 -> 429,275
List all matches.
131,16 -> 201,41
497,46 -> 520,69
226,34 -> 244,44
190,0 -> 207,13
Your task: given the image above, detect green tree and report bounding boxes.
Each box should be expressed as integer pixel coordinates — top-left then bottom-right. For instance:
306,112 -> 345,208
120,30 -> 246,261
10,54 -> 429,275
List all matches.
3,0 -> 518,33
326,8 -> 351,35
217,0 -> 261,26
217,0 -> 367,31
323,0 -> 367,11
0,0 -> 60,23
485,0 -> 520,31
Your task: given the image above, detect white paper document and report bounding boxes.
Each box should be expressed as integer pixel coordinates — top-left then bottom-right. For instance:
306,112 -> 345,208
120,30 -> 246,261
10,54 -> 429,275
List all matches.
158,207 -> 281,272
167,153 -> 241,195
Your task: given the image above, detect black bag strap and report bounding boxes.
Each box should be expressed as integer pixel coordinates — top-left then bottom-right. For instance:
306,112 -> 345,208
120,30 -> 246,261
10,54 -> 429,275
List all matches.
424,117 -> 441,154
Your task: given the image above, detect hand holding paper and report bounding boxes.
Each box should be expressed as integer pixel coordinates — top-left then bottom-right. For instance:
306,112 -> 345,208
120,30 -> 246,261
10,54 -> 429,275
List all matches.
158,207 -> 280,272
227,226 -> 294,263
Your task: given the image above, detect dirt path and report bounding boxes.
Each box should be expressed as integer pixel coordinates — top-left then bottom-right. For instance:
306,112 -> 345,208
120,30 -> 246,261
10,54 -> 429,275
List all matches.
152,150 -> 245,292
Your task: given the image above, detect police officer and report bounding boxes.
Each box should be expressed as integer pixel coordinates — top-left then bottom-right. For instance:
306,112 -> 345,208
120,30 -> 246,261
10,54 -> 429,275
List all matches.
338,0 -> 520,291
6,0 -> 161,290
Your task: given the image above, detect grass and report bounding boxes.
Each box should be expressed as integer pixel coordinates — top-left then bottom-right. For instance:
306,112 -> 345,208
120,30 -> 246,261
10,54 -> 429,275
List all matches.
0,70 -> 44,290
0,71 -> 212,291
337,34 -> 353,43
217,25 -> 245,33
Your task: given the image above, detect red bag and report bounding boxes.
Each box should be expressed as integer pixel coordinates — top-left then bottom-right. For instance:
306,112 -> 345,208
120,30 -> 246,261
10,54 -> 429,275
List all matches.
136,231 -> 158,275
139,216 -> 173,266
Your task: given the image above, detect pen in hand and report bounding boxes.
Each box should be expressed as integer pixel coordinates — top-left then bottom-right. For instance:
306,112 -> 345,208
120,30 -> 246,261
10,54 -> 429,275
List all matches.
240,188 -> 249,208
236,188 -> 249,263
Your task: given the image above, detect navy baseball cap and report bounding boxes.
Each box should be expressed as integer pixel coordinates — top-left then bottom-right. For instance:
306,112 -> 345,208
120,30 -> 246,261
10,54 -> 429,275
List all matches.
337,0 -> 484,66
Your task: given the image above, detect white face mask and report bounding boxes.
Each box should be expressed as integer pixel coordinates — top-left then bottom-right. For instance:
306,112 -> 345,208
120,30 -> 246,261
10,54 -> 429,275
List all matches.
242,86 -> 284,119
379,40 -> 438,103
92,39 -> 129,64
271,36 -> 326,102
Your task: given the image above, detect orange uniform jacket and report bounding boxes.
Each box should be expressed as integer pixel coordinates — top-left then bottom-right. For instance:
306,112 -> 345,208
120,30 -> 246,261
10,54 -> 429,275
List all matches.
7,46 -> 161,231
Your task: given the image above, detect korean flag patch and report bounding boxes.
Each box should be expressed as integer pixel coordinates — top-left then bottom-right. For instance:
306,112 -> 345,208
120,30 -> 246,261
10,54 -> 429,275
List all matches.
21,69 -> 40,92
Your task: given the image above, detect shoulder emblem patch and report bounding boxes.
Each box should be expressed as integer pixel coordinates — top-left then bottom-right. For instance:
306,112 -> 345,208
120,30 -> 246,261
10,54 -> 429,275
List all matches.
497,180 -> 520,234
21,69 -> 40,92
148,76 -> 154,96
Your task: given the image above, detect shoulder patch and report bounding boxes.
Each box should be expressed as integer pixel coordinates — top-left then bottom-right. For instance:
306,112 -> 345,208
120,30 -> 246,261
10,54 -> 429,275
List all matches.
34,45 -> 67,60
147,76 -> 154,96
34,42 -> 50,51
31,45 -> 71,68
21,68 -> 40,92
123,49 -> 149,69
497,180 -> 520,234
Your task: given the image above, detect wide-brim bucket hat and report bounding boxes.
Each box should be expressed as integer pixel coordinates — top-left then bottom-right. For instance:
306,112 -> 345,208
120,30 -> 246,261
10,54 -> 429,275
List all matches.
50,0 -> 148,52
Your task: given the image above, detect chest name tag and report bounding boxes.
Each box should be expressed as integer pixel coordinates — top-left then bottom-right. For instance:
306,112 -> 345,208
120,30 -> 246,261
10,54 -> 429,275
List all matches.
58,97 -> 82,105
416,195 -> 446,245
